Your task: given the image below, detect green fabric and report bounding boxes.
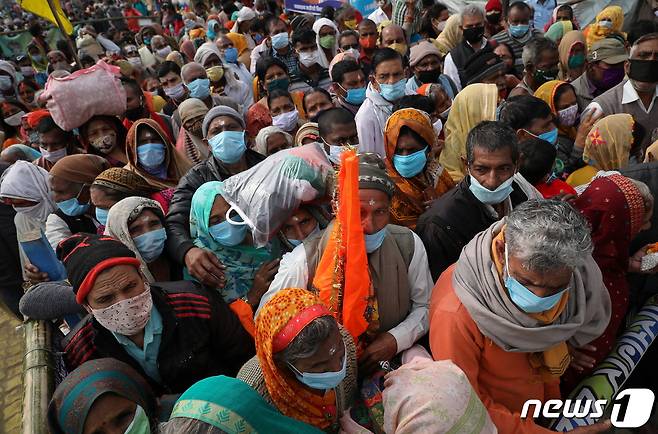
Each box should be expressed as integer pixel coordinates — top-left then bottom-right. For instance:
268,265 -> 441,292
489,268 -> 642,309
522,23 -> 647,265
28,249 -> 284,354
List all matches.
171,376 -> 324,434
188,181 -> 278,303
112,305 -> 163,383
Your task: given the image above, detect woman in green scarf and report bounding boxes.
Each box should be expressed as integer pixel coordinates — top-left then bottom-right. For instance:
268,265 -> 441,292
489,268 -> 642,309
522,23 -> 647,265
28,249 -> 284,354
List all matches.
161,375 -> 323,433
188,181 -> 281,311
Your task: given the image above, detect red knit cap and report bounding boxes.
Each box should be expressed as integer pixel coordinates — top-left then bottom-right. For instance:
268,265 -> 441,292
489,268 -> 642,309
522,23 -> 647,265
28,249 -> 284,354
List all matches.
485,0 -> 502,12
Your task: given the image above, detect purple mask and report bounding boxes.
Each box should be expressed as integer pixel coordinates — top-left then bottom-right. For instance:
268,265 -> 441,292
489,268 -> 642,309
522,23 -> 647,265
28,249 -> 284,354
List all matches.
595,67 -> 625,93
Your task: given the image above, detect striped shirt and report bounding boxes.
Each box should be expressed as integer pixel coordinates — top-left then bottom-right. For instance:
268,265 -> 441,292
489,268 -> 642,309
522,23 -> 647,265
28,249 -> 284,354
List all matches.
491,28 -> 543,76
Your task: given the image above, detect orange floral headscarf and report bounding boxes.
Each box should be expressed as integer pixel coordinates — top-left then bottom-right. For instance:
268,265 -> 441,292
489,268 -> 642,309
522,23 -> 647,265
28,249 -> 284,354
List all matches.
383,108 -> 454,229
255,288 -> 338,430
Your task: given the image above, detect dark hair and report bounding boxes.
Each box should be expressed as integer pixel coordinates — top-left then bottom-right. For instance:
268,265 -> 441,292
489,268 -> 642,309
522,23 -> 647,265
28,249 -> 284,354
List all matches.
0,100 -> 29,138
89,184 -> 135,202
255,56 -> 288,82
499,95 -> 552,130
292,28 -> 316,46
393,95 -> 435,113
518,138 -> 556,185
633,32 -> 658,47
318,107 -> 354,137
121,77 -> 144,97
338,30 -> 359,45
628,22 -> 658,45
156,61 -> 181,79
508,1 -> 531,14
266,16 -> 287,34
321,6 -> 335,21
28,22 -> 43,37
331,59 -> 362,84
302,87 -> 332,112
466,121 -> 519,165
556,4 -> 574,20
419,4 -> 449,39
267,88 -> 293,107
249,17 -> 267,34
222,1 -> 238,16
359,18 -> 376,30
371,48 -> 403,73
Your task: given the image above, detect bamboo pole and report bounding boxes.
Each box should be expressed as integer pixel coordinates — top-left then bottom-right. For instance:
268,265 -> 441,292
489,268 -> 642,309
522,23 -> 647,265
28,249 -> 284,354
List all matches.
22,320 -> 54,434
44,0 -> 81,68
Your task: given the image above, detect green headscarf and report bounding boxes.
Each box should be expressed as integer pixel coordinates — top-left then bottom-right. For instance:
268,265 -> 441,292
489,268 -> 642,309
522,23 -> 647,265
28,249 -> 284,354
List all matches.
165,376 -> 324,434
189,181 -> 279,303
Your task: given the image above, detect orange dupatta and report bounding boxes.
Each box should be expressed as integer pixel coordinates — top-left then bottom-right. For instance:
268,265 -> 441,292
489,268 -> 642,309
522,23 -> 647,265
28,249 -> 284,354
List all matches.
313,149 -> 371,343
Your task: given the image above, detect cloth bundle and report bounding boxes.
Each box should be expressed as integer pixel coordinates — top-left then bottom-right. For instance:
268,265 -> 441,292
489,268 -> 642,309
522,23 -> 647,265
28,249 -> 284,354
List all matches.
42,61 -> 127,131
221,143 -> 333,247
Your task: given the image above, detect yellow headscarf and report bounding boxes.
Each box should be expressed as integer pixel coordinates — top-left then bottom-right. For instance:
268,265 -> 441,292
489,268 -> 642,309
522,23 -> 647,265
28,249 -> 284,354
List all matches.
534,80 -> 577,140
226,32 -> 249,55
439,83 -> 499,182
585,6 -> 626,49
432,14 -> 462,57
583,113 -> 634,171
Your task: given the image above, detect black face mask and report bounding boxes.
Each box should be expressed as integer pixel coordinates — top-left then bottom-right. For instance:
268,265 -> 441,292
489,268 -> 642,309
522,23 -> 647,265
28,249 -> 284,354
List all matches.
417,69 -> 440,84
462,25 -> 485,44
628,59 -> 658,83
486,13 -> 501,24
125,106 -> 145,121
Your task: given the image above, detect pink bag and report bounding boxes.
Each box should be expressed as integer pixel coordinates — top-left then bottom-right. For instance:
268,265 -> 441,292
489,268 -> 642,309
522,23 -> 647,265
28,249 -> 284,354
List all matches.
42,61 -> 127,131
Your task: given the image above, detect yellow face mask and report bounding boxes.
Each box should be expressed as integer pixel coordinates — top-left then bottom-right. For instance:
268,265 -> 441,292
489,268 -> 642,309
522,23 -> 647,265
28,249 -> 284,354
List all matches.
206,66 -> 224,82
344,19 -> 357,30
388,43 -> 408,56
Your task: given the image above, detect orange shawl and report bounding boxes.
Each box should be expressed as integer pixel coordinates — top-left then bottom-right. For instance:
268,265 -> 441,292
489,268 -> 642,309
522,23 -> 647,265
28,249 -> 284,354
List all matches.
255,288 -> 338,430
383,108 -> 454,229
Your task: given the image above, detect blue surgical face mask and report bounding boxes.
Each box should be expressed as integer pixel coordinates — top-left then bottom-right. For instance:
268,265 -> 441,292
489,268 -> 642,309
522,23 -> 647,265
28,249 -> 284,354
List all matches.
186,78 -> 210,99
468,174 -> 514,205
208,130 -> 247,164
343,86 -> 366,105
365,226 -> 387,253
224,47 -> 239,63
95,207 -> 109,225
377,78 -> 406,102
208,210 -> 248,246
137,143 -> 166,168
537,128 -> 558,146
289,351 -> 347,390
124,404 -> 150,434
504,244 -> 568,313
509,24 -> 530,38
288,223 -> 320,247
133,227 -> 167,263
392,146 -> 428,178
271,32 -> 289,50
57,197 -> 89,216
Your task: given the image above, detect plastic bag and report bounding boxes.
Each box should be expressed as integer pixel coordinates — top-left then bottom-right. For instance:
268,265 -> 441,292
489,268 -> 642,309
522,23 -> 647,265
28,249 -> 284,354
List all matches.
42,61 -> 127,131
222,143 -> 334,247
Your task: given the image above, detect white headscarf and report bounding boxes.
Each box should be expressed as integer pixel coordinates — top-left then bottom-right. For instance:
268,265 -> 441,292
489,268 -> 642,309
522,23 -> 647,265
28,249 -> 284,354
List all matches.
312,18 -> 339,68
230,7 -> 256,33
194,41 -> 222,66
254,126 -> 293,156
104,196 -> 165,283
0,161 -> 56,223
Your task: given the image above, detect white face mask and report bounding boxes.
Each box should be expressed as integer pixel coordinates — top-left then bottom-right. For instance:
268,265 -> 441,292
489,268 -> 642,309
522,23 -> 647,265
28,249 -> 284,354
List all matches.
127,56 -> 143,67
433,118 -> 443,136
13,203 -> 42,220
3,110 -> 25,126
345,48 -> 360,60
90,287 -> 152,336
39,146 -> 67,163
272,109 -> 299,132
298,50 -> 319,67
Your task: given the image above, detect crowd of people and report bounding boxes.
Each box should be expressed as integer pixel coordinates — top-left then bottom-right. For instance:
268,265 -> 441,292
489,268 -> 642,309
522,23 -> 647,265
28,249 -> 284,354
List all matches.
0,0 -> 658,432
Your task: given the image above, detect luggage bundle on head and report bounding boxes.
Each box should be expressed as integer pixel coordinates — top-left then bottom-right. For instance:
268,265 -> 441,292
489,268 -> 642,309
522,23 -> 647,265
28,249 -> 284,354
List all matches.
42,61 -> 127,131
222,143 -> 334,248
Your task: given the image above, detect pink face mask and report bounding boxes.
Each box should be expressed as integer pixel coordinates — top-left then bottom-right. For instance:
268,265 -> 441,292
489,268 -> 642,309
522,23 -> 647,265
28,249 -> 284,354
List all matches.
90,286 -> 152,336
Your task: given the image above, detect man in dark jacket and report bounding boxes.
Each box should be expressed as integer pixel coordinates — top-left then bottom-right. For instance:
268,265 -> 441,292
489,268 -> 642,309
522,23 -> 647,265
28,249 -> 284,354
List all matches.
416,121 -> 541,281
58,234 -> 254,394
165,105 -> 264,287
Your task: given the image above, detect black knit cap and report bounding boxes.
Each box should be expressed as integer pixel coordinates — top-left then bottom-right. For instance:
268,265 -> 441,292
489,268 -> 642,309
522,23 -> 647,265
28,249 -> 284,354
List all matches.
463,44 -> 505,86
56,233 -> 141,304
